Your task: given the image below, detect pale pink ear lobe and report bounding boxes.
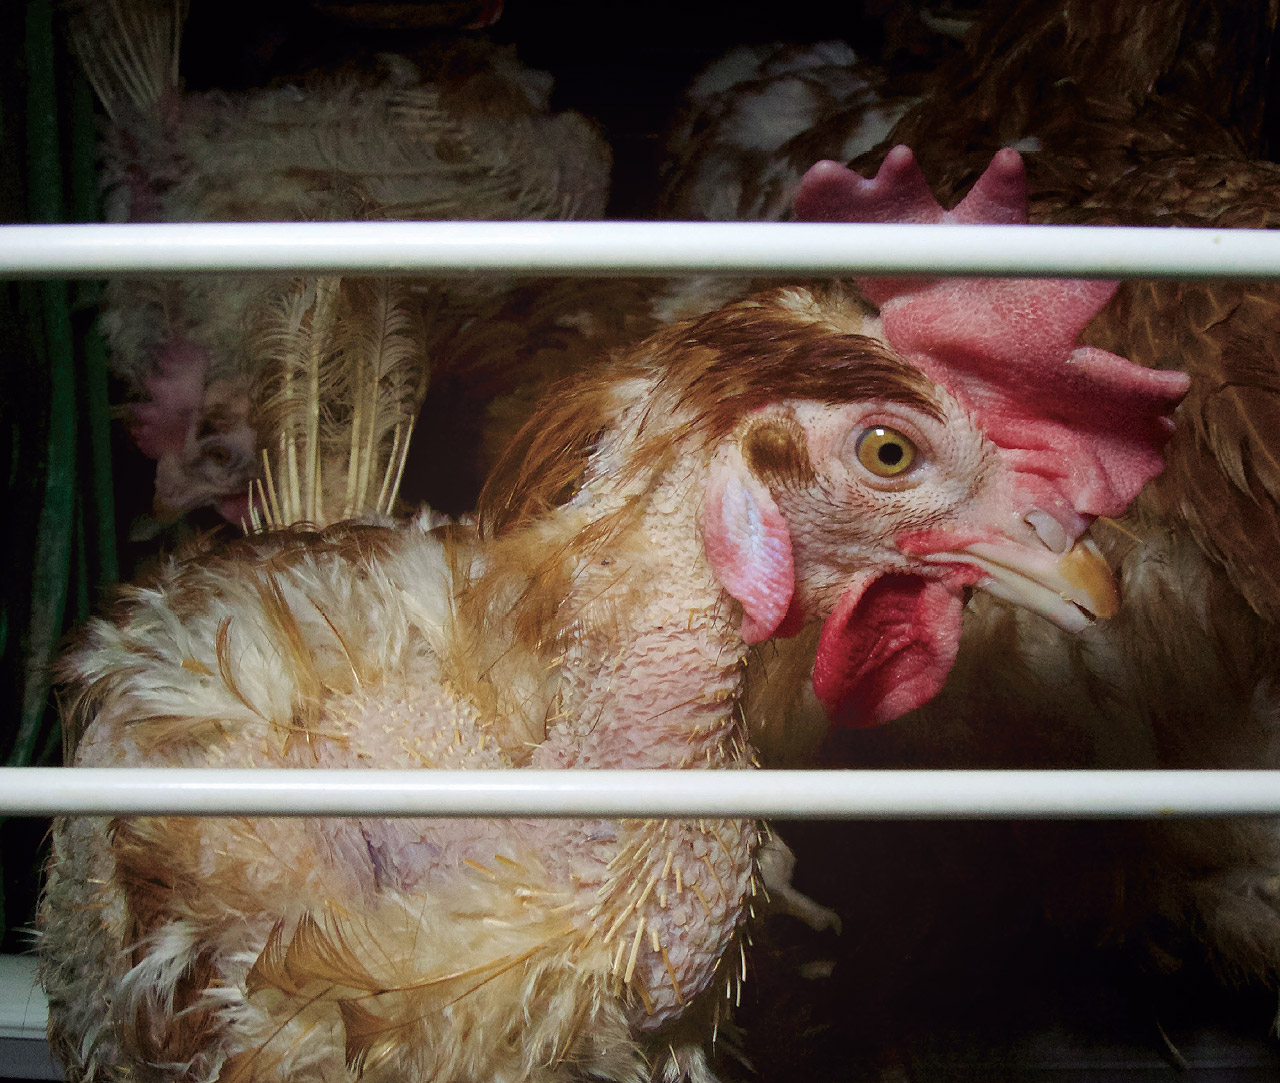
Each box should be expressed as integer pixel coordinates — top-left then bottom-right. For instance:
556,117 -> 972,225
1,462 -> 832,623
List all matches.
701,446 -> 795,644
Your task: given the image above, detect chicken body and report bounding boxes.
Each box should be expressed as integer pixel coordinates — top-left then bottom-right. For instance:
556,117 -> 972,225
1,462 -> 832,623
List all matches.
44,510 -> 753,1083
657,40 -> 920,223
40,275 -> 1178,1082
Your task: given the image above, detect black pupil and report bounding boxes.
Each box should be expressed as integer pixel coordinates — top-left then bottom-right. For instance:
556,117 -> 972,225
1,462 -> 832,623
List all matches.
878,442 -> 904,466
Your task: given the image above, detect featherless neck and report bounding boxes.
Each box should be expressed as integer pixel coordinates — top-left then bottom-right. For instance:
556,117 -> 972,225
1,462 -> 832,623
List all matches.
533,458 -> 750,771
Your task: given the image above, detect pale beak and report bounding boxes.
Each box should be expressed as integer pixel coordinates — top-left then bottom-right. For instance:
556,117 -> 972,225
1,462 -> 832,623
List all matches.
924,536 -> 1119,632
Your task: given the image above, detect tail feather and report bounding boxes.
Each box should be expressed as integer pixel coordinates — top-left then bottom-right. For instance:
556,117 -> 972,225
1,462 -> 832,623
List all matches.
63,0 -> 186,122
249,277 -> 431,530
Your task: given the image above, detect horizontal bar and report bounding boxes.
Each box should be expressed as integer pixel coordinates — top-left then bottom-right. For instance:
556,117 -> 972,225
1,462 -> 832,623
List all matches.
2,220 -> 1279,280
0,955 -> 46,1039
4,768 -> 1280,819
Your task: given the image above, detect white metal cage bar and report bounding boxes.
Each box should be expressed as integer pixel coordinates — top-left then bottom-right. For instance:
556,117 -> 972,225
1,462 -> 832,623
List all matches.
3,220 -> 1280,279
3,767 -> 1280,820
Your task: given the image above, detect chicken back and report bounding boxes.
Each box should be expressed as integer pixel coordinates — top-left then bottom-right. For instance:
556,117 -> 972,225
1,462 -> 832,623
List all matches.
40,153 -> 1184,1083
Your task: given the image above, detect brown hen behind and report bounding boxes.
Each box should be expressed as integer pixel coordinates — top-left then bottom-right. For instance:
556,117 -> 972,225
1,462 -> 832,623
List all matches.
756,0 -> 1280,1032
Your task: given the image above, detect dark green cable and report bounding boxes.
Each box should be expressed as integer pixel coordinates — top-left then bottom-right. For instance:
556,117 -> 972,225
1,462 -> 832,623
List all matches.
11,0 -> 77,767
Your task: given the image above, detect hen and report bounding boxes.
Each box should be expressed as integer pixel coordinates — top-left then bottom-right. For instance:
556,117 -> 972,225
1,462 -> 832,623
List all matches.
37,152 -> 1186,1083
65,0 -> 611,533
656,39 -> 920,224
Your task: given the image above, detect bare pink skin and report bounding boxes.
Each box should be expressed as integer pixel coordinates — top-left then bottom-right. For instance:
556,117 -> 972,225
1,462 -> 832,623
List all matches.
127,339 -> 209,459
128,340 -> 257,524
703,444 -> 797,643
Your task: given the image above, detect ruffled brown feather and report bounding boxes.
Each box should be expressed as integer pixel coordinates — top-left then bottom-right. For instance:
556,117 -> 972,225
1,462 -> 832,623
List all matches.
1083,277 -> 1280,622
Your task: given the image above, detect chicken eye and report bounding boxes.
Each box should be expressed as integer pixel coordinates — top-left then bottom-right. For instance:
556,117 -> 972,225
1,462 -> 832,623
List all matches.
855,426 -> 917,478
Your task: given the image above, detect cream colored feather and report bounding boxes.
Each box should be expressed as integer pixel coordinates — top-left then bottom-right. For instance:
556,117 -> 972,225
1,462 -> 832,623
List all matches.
63,0 -> 185,122
248,277 -> 431,530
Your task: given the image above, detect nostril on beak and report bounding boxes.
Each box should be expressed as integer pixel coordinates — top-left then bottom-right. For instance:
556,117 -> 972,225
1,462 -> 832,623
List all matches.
1025,510 -> 1071,554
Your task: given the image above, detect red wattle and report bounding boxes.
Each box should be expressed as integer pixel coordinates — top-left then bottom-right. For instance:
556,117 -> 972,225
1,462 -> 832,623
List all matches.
813,575 -> 964,728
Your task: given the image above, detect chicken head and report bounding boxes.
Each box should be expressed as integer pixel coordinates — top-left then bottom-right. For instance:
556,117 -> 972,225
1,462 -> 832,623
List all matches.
706,381 -> 1087,728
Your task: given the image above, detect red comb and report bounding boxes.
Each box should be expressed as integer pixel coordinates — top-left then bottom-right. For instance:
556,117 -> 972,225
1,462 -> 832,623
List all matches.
794,147 -> 1189,521
795,145 -> 1027,226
